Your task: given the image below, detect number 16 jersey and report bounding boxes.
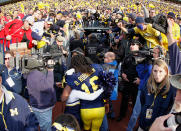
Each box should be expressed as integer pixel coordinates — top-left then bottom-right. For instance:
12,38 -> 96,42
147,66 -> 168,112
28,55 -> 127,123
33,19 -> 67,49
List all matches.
66,64 -> 104,109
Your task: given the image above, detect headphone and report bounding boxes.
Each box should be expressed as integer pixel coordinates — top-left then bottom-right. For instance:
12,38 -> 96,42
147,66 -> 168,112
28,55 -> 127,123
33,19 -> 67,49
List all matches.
155,45 -> 164,59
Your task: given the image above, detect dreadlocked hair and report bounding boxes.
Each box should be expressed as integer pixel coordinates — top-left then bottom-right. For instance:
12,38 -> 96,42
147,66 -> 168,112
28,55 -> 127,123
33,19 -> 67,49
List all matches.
71,54 -> 93,74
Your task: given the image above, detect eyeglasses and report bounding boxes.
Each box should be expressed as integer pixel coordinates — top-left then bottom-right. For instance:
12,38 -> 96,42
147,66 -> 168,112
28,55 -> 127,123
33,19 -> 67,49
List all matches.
29,23 -> 33,26
4,57 -> 10,60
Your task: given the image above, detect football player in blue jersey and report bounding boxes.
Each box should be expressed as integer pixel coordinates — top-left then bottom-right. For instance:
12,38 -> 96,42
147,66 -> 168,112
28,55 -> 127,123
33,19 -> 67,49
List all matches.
62,55 -> 105,131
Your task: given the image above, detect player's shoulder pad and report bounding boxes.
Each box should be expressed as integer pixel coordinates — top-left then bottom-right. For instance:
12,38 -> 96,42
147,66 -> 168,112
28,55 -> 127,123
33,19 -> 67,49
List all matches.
65,68 -> 75,75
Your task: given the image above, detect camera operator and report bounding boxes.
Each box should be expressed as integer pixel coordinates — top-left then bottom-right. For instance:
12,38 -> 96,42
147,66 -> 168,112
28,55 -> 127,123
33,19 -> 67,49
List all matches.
26,59 -> 56,131
117,39 -> 141,121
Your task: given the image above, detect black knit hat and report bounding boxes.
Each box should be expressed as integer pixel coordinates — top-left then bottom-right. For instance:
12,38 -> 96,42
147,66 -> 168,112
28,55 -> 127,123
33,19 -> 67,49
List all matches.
130,39 -> 141,45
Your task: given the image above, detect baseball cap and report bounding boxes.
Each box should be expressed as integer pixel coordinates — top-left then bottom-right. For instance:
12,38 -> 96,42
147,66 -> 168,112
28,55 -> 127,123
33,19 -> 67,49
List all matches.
25,16 -> 34,26
128,13 -> 137,21
177,17 -> 181,20
167,12 -> 175,19
45,17 -> 54,25
135,17 -> 145,24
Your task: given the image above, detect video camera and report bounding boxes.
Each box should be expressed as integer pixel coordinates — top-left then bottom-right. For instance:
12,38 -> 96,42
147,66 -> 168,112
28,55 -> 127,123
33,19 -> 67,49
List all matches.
164,112 -> 181,130
10,52 -> 63,74
152,14 -> 168,34
147,14 -> 168,34
131,48 -> 154,64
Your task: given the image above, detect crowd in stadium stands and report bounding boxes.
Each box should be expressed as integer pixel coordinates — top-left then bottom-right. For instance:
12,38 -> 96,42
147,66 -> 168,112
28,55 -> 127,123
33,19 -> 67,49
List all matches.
0,0 -> 181,131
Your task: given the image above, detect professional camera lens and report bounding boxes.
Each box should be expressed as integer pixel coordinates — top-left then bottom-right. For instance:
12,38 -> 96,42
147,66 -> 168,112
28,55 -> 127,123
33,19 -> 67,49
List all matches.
164,112 -> 181,128
135,2 -> 139,6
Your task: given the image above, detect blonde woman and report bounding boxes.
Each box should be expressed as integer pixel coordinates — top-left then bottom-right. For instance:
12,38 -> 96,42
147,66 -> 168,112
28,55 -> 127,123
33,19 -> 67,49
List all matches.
138,59 -> 174,131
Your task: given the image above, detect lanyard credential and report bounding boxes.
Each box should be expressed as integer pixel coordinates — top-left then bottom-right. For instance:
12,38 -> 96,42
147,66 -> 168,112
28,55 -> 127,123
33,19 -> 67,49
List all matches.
146,93 -> 158,119
151,93 -> 158,108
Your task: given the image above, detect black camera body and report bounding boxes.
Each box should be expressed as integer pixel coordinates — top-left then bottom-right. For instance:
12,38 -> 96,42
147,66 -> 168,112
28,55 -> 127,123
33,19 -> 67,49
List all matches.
9,52 -> 63,74
164,112 -> 181,131
135,2 -> 140,6
131,49 -> 154,64
151,14 -> 168,34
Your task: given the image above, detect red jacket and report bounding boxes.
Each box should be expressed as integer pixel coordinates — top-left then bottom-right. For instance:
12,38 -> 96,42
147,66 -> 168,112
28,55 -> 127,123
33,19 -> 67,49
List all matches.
4,19 -> 34,49
0,27 -> 5,42
0,26 -> 7,51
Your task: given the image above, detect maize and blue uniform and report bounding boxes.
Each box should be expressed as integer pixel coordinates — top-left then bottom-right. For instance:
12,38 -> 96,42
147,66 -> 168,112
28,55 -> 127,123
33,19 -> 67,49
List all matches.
64,88 -> 104,127
51,122 -> 75,131
66,64 -> 105,131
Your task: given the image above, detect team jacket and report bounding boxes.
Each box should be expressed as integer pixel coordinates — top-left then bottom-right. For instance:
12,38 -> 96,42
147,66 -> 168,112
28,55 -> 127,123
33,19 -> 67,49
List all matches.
0,86 -> 39,131
139,85 -> 174,130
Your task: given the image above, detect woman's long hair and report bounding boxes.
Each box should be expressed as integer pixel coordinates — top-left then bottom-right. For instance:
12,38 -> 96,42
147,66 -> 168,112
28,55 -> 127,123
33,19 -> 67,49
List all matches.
71,55 -> 93,74
147,59 -> 170,95
54,114 -> 81,131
